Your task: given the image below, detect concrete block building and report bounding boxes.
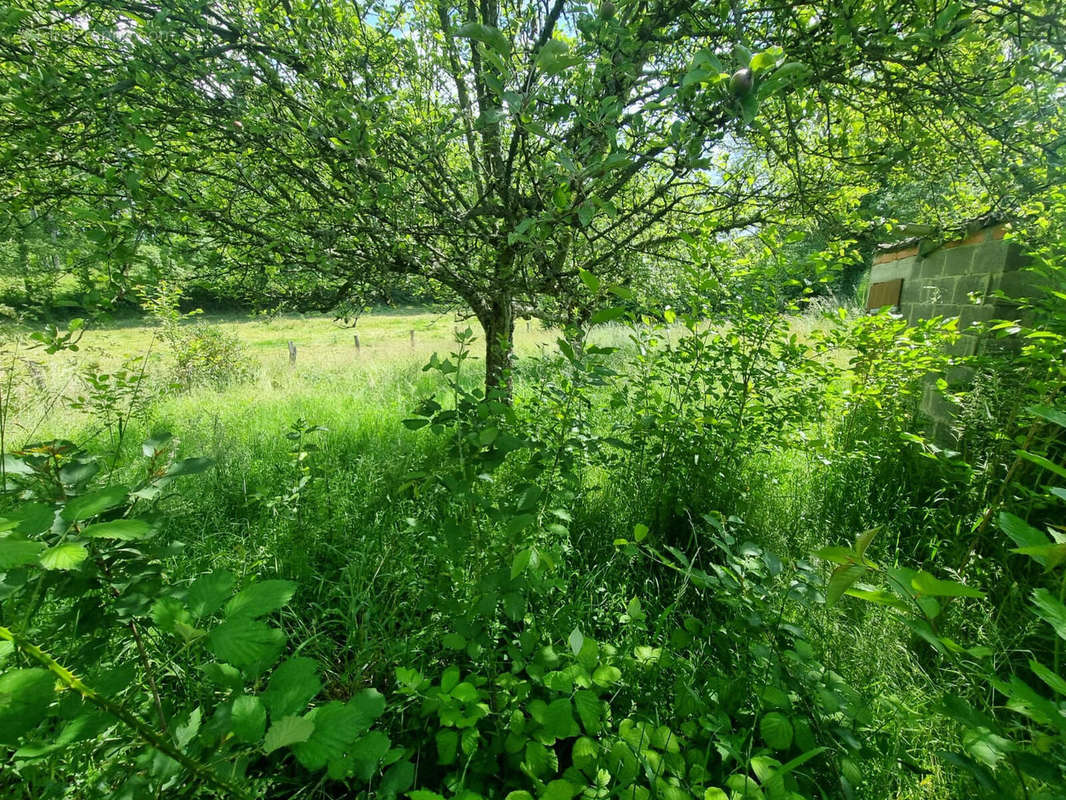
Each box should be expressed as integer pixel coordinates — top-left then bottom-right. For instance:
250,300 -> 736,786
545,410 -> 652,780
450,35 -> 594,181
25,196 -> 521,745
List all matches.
866,218 -> 1033,441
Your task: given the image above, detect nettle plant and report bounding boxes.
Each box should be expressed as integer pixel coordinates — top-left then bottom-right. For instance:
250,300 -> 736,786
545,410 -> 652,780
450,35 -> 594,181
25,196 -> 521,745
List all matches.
261,417 -> 329,523
821,404 -> 1066,797
0,434 -> 397,799
600,277 -> 830,526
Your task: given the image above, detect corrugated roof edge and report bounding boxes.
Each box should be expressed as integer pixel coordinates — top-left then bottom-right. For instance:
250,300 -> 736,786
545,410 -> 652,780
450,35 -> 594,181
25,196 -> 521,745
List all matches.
875,211 -> 1011,254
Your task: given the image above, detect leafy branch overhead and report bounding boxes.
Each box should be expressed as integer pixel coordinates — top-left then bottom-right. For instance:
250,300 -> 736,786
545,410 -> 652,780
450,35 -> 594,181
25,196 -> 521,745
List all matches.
3,0 -> 1060,392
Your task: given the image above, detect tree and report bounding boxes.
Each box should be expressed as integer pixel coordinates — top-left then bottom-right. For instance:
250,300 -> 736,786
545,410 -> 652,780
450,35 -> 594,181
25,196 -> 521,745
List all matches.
1,0 -> 1062,395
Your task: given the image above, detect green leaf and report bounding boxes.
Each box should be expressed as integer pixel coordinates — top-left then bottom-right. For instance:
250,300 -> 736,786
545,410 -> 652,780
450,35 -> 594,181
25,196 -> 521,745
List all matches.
450,681 -> 477,703
589,307 -> 626,325
826,563 -> 866,605
578,269 -> 600,293
542,698 -> 579,741
263,657 -> 321,719
174,706 -> 202,749
845,586 -> 906,609
203,662 -> 244,691
541,779 -> 579,800
231,695 -> 267,743
771,746 -> 828,782
208,617 -> 286,675
815,545 -> 860,565
0,537 -> 45,569
1011,544 -> 1066,570
61,486 -> 128,522
225,579 -> 297,619
568,627 -> 584,656
435,728 -> 458,765
455,22 -> 510,57
379,758 -> 414,799
81,519 -> 153,540
624,597 -> 646,622
440,665 -> 460,694
511,548 -> 533,578
0,503 -> 54,535
750,50 -> 782,72
1030,405 -> 1066,429
14,710 -> 109,757
348,688 -> 387,729
606,740 -> 637,785
759,712 -> 794,750
151,597 -> 195,635
186,570 -> 236,618
854,528 -> 878,558
263,714 -> 315,753
0,668 -> 55,745
1016,450 -> 1066,481
633,645 -> 661,665
1000,512 -> 1049,548
574,689 -> 602,734
750,755 -> 781,784
1029,659 -> 1066,696
592,665 -> 621,687
739,92 -> 759,124
536,39 -> 577,75
39,542 -> 88,571
524,740 -> 558,778
293,701 -> 370,769
350,730 -> 392,780
572,736 -> 598,773
1032,588 -> 1066,639
726,773 -> 764,798
165,457 -> 214,477
911,571 -> 984,598
442,632 -> 466,650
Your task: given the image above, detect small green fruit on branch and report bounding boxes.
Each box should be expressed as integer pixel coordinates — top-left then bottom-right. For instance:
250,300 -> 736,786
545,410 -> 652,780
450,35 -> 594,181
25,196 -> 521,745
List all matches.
730,68 -> 754,95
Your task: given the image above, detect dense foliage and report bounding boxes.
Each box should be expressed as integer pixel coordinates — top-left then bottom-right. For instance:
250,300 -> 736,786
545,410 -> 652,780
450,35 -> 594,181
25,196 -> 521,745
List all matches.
1,235 -> 1065,798
2,0 -> 1063,389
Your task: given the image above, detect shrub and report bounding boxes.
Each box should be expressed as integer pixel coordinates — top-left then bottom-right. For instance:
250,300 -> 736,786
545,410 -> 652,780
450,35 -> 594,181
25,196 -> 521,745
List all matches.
143,281 -> 257,391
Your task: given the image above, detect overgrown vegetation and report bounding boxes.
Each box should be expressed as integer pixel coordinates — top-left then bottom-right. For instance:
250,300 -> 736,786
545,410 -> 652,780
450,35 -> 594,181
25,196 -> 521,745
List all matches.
2,236 -> 1064,798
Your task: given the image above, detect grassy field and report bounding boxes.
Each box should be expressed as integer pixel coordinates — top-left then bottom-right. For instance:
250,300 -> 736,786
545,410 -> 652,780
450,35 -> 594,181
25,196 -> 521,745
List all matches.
71,307 -> 561,365
2,309 -> 571,443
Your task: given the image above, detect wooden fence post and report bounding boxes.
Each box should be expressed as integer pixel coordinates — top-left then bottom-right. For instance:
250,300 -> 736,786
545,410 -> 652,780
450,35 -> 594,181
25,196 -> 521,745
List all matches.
288,340 -> 297,365
354,334 -> 361,353
409,330 -> 415,348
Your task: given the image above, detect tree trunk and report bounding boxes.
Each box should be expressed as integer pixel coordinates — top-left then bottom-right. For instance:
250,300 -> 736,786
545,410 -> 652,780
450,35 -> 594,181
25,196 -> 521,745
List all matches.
481,295 -> 515,403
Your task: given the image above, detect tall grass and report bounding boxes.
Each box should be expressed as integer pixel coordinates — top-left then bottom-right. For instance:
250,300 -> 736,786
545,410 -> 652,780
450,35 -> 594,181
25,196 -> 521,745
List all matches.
0,307 -> 991,798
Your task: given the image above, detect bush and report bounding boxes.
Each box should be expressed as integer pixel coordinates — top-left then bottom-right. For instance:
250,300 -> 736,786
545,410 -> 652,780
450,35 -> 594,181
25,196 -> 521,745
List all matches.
169,321 -> 258,391
143,281 -> 257,391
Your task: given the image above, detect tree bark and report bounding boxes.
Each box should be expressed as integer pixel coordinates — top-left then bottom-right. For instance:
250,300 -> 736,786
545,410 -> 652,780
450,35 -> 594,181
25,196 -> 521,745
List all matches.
481,294 -> 515,403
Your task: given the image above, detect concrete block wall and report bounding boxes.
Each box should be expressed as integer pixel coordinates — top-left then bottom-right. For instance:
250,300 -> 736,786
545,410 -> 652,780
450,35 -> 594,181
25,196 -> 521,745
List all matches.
867,223 -> 1030,440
